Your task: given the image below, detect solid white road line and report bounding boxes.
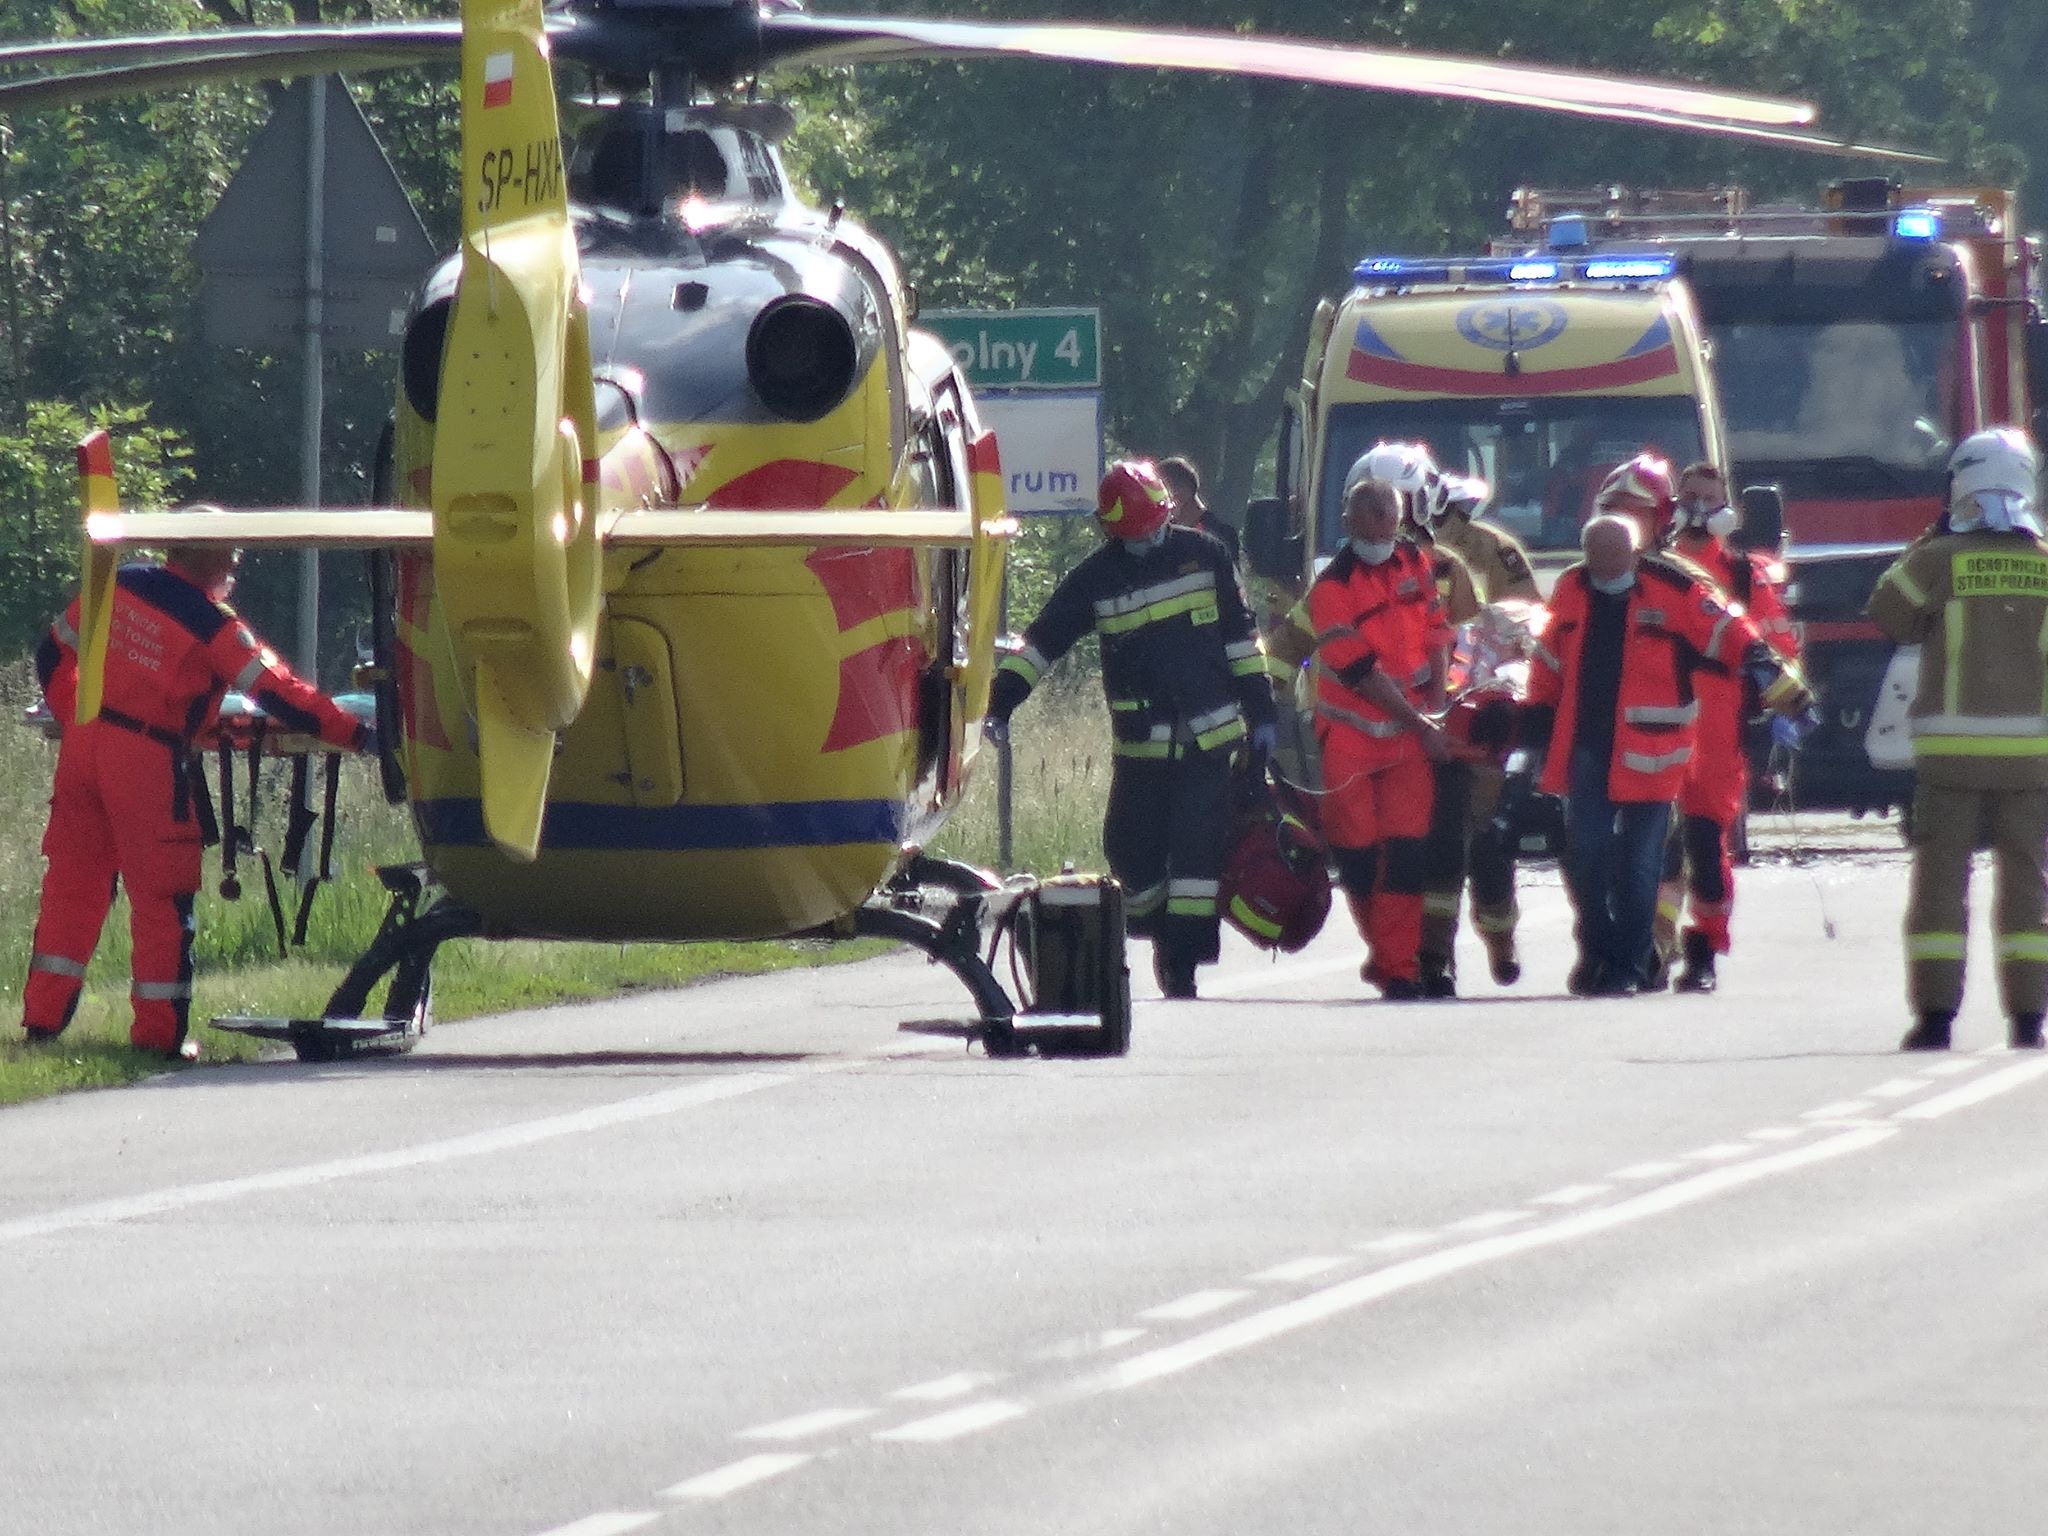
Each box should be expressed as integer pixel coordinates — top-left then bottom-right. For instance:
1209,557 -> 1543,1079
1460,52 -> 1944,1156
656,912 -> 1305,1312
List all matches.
1684,1143 -> 1754,1163
533,1513 -> 661,1535
1531,1183 -> 1610,1206
1080,1126 -> 1895,1397
1891,1055 -> 2048,1120
1611,1160 -> 1684,1180
661,1454 -> 813,1501
1353,1231 -> 1434,1253
1446,1210 -> 1532,1233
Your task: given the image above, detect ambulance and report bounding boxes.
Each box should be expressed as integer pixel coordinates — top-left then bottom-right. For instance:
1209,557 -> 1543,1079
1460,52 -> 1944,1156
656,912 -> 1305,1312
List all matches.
1246,247 -> 1734,584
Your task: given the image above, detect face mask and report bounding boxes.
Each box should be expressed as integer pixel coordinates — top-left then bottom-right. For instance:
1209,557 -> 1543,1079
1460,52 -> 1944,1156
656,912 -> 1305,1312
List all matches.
1350,536 -> 1398,565
1121,526 -> 1169,554
1589,570 -> 1637,596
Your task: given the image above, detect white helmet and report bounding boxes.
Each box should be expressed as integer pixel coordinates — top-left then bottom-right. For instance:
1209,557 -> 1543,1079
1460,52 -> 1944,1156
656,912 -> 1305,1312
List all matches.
1426,471 -> 1492,526
1948,427 -> 2043,535
1342,440 -> 1436,504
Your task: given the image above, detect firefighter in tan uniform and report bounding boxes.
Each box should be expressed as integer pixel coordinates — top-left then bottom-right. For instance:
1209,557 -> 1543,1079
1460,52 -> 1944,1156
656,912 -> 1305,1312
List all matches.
1867,428 -> 2048,1051
1417,470 -> 1541,990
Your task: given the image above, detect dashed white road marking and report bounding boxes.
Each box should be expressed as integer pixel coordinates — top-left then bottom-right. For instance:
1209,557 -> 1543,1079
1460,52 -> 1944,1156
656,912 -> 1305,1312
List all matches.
873,1400 -> 1028,1442
1747,1127 -> 1802,1142
1611,1160 -> 1684,1180
1531,1183 -> 1609,1207
1892,1055 -> 2048,1121
738,1407 -> 874,1441
534,1512 -> 661,1535
889,1371 -> 1002,1403
1925,1058 -> 1985,1077
1354,1231 -> 1434,1253
1801,1100 -> 1872,1120
1080,1126 -> 1895,1397
1684,1143 -> 1753,1163
661,1454 -> 812,1501
1036,1328 -> 1146,1360
1140,1288 -> 1250,1322
1248,1256 -> 1347,1283
1866,1078 -> 1928,1100
1446,1209 -> 1531,1233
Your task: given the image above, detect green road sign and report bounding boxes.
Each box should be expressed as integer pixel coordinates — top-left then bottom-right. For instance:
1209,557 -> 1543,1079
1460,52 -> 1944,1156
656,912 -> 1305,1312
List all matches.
923,308 -> 1101,389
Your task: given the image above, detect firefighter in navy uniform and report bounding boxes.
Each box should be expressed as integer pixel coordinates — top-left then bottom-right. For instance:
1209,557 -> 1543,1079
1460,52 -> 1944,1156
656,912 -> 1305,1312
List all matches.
22,535 -> 370,1058
1868,428 -> 2048,1052
988,461 -> 1274,999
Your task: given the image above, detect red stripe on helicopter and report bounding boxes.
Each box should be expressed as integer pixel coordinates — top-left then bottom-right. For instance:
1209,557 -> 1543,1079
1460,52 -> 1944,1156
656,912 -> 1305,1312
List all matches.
395,556 -> 453,751
1345,345 -> 1680,395
967,430 -> 1002,478
805,547 -> 919,634
709,458 -> 862,509
822,633 -> 925,753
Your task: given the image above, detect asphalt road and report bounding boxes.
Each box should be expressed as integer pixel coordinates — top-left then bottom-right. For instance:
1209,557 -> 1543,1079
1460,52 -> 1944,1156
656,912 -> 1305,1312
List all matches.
3,815 -> 2044,1536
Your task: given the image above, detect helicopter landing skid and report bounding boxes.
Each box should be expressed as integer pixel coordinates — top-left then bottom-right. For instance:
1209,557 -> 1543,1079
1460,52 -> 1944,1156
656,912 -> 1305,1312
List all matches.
854,857 -> 1132,1059
210,863 -> 476,1063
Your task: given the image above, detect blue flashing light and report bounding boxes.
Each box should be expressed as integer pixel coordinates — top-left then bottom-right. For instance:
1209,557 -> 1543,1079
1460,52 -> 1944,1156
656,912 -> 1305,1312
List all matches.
1893,207 -> 1942,241
1352,251 -> 1677,288
1548,214 -> 1591,249
1583,256 -> 1677,281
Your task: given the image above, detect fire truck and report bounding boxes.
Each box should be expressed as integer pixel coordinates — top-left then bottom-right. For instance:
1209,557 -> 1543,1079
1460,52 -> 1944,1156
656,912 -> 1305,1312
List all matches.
1505,182 -> 2047,815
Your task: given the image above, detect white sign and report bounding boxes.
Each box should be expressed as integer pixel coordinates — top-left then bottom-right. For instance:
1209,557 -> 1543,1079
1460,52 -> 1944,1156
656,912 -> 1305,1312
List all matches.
978,390 -> 1102,514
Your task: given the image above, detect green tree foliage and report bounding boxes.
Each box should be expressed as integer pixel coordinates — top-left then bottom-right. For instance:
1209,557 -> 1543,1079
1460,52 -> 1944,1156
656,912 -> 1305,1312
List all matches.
0,400 -> 189,649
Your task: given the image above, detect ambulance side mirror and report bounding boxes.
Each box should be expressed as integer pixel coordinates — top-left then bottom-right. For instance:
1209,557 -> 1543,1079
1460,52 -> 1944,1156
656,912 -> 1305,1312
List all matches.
1244,497 -> 1303,581
1736,483 -> 1785,556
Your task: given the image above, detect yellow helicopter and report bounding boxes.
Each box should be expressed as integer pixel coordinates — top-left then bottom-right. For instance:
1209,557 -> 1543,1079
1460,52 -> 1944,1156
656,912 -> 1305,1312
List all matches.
0,0 -> 1892,1059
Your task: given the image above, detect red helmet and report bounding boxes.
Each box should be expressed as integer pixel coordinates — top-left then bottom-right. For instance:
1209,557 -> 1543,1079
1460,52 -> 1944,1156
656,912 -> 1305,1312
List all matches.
1594,453 -> 1678,529
1096,460 -> 1173,541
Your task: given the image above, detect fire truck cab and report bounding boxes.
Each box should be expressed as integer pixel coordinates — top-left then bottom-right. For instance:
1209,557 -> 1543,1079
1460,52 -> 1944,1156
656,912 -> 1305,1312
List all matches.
1500,182 -> 2048,815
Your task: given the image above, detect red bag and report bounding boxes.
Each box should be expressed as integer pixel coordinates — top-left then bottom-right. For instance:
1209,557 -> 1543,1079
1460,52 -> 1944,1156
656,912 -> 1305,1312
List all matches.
1219,775 -> 1332,952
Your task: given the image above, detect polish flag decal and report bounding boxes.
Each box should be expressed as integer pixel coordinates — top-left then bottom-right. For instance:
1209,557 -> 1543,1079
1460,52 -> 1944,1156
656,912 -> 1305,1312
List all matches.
482,52 -> 515,109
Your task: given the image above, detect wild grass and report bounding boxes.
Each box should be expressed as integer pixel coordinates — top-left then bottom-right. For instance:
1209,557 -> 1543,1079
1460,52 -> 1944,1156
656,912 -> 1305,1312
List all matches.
0,656 -> 1112,1102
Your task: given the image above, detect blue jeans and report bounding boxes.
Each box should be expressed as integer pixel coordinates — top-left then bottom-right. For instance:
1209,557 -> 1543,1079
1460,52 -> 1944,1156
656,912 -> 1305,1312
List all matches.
1563,744 -> 1672,986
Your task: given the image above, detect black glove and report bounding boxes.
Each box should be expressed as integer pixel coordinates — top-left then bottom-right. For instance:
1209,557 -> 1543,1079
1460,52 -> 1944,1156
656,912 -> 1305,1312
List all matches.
1518,702 -> 1555,754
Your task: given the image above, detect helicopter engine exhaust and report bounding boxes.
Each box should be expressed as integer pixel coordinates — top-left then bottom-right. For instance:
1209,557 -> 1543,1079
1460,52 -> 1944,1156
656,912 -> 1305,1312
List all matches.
746,277 -> 878,422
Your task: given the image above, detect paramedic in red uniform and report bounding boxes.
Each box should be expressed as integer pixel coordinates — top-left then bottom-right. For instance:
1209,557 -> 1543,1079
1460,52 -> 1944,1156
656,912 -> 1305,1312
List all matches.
1309,454 -> 1453,999
1656,460 -> 1802,992
22,537 -> 369,1057
1525,504 -> 1807,996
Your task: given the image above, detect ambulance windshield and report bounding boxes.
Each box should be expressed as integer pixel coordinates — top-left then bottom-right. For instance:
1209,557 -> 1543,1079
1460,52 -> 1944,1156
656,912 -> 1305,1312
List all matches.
1319,396 -> 1705,555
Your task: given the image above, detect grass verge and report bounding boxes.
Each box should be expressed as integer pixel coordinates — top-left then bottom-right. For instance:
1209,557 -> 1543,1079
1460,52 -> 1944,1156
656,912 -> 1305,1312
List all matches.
0,658 -> 1114,1105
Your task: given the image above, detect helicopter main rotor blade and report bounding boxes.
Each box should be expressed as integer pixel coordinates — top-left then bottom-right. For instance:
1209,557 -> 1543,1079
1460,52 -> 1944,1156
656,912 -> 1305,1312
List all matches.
755,16 -> 1813,125
0,28 -> 458,110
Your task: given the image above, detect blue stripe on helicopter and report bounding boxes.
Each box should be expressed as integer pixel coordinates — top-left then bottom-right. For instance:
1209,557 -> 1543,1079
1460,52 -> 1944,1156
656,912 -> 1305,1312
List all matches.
416,797 -> 905,851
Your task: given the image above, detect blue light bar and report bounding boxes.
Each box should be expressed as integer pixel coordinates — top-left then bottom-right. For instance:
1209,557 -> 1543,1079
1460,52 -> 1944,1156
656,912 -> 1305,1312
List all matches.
1583,256 -> 1677,280
1893,207 -> 1942,241
1353,253 -> 1676,286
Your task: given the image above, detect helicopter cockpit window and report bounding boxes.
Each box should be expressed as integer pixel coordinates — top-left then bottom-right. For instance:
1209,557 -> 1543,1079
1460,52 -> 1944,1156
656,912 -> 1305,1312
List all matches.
569,117 -> 731,210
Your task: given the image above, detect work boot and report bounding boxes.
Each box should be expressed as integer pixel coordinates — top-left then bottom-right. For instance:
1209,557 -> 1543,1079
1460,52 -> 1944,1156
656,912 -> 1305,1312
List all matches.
1377,976 -> 1424,1002
18,1026 -> 61,1049
1419,952 -> 1457,999
1154,955 -> 1198,1001
1483,931 -> 1521,986
1567,956 -> 1601,997
1641,950 -> 1671,993
1900,1010 -> 1955,1052
2011,1014 -> 2045,1050
1675,931 -> 1718,994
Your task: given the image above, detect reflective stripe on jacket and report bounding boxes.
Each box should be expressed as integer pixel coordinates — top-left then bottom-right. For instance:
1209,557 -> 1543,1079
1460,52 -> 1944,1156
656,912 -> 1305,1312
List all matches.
1306,540 -> 1446,754
1867,530 -> 2048,787
1527,556 -> 1760,803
